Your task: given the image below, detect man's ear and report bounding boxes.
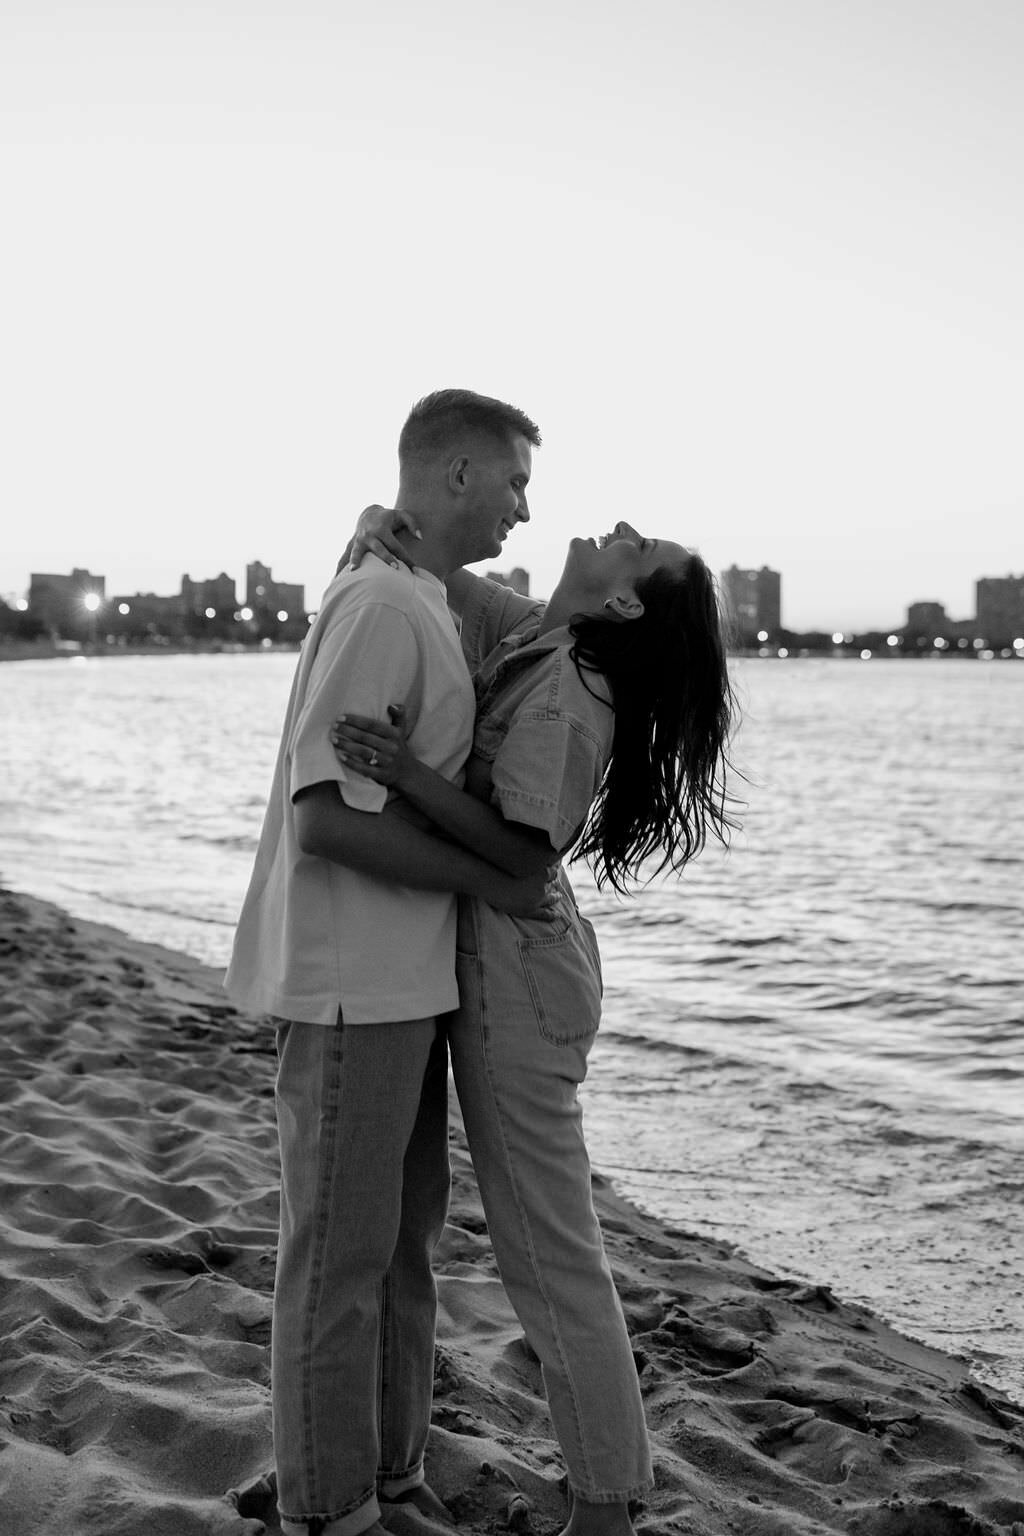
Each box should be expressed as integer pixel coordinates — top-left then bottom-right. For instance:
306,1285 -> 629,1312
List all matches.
603,591 -> 645,623
446,454 -> 471,495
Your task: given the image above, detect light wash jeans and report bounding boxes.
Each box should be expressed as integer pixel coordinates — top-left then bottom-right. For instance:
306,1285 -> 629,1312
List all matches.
450,882 -> 654,1504
272,1014 -> 449,1536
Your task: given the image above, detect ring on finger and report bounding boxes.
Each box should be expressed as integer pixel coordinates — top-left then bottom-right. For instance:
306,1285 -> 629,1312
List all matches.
369,750 -> 379,767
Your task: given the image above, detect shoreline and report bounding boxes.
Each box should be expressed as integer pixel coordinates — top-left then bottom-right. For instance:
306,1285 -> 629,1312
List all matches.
1,883 -> 1022,1535
4,637 -> 1022,666
0,639 -> 303,663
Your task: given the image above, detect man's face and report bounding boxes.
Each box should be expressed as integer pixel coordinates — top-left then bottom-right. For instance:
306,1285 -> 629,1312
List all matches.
452,433 -> 533,563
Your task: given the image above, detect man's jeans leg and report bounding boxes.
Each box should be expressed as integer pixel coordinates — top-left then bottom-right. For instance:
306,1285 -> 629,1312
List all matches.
272,1016 -> 449,1536
379,1019 -> 450,1495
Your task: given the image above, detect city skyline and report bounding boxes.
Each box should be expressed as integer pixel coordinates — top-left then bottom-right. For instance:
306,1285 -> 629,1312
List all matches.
9,554 -> 1022,643
2,1 -> 1022,631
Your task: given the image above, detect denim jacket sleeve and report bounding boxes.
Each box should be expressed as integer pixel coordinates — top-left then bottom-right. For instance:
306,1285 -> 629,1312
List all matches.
488,650 -> 614,854
458,573 -> 547,675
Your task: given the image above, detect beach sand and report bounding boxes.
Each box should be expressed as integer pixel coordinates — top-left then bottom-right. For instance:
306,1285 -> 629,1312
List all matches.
1,885 -> 1022,1536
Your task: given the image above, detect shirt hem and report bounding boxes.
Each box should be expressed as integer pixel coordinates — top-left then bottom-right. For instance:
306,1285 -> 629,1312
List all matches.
224,976 -> 459,1026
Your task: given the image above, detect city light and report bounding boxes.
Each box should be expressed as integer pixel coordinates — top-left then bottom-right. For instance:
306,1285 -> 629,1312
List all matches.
886,634 -> 899,647
757,630 -> 768,642
118,602 -> 130,616
82,592 -> 101,613
860,649 -> 872,660
933,637 -> 947,649
973,637 -> 986,649
15,599 -> 28,611
205,606 -> 217,619
277,609 -> 289,622
239,607 -> 253,622
831,632 -> 844,644
1014,638 -> 1024,650
777,647 -> 789,658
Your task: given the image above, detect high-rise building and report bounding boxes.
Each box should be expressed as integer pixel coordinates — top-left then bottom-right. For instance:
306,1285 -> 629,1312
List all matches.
28,568 -> 106,633
904,601 -> 949,635
246,560 -> 305,618
976,574 -> 1024,644
719,565 -> 782,642
181,572 -> 237,616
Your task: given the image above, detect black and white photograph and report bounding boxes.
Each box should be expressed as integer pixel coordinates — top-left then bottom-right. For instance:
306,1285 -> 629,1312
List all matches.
1,3 -> 1022,1534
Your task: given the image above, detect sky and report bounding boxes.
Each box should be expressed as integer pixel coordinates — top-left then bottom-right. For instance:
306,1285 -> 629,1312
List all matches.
1,0 -> 1021,631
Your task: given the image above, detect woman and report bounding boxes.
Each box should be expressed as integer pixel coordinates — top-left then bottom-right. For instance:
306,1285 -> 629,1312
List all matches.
333,513 -> 736,1536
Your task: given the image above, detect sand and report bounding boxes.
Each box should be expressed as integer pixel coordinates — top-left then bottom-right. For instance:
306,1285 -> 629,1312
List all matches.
1,885 -> 1022,1536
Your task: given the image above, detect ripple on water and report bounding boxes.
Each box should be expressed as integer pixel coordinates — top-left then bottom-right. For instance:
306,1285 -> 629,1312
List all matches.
3,653 -> 1022,1398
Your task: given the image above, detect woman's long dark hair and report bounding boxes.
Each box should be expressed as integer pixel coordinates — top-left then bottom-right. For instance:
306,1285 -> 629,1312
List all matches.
568,554 -> 739,891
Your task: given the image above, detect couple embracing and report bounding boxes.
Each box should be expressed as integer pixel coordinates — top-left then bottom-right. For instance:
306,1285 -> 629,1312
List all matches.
226,389 -> 735,1536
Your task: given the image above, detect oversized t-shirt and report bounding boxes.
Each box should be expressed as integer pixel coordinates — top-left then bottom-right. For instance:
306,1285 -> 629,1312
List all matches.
225,557 -> 475,1024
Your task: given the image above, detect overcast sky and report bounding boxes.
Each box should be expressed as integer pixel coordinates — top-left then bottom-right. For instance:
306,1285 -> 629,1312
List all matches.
2,0 -> 1021,629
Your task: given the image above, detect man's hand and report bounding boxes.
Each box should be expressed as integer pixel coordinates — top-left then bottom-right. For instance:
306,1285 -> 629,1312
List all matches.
337,506 -> 424,575
489,864 -> 561,921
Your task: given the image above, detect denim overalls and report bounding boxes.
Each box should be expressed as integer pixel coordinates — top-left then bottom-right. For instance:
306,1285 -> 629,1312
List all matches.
451,578 -> 654,1503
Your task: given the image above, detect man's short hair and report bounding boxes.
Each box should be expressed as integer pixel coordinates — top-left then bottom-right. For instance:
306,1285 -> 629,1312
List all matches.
399,389 -> 541,467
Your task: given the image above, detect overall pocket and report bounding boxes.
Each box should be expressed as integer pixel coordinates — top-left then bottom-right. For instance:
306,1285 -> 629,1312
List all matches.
517,917 -> 603,1045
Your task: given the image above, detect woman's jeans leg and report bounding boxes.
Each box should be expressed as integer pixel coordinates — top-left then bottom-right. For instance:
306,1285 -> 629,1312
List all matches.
450,905 -> 653,1504
273,1015 -> 450,1536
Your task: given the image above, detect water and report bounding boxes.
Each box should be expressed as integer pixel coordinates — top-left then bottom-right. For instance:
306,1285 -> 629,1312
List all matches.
2,652 -> 1022,1400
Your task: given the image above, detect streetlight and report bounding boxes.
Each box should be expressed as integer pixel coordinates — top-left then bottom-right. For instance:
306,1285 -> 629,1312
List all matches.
82,590 -> 102,648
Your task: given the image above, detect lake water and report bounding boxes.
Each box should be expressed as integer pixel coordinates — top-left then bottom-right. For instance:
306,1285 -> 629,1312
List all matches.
1,652 -> 1022,1401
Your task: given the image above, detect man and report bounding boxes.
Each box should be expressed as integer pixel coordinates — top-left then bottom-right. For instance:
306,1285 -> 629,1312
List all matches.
225,389 -> 543,1536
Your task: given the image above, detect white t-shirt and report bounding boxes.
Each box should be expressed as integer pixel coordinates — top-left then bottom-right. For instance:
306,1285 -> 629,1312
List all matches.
225,557 -> 476,1024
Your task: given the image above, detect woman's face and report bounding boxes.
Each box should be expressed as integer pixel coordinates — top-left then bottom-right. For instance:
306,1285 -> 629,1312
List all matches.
567,521 -> 691,591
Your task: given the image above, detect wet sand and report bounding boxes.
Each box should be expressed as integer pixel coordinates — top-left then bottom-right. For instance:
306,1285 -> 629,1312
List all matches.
1,884 -> 1022,1536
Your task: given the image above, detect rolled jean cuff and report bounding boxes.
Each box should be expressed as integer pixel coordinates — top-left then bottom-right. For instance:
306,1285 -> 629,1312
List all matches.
378,1464 -> 425,1499
281,1491 -> 380,1536
568,1476 -> 656,1505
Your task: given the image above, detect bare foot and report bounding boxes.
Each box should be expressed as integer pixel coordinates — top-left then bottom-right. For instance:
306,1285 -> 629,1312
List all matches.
283,1522 -> 393,1536
380,1484 -> 452,1522
560,1497 -> 635,1536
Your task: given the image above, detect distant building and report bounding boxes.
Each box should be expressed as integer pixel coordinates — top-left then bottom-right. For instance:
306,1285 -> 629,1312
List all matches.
28,568 -> 106,634
720,565 -> 781,643
976,573 -> 1024,644
484,567 -> 530,595
181,571 -> 237,617
108,592 -> 184,638
904,601 -> 950,635
246,560 -> 305,619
